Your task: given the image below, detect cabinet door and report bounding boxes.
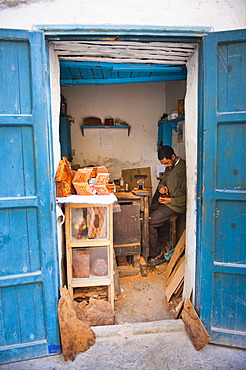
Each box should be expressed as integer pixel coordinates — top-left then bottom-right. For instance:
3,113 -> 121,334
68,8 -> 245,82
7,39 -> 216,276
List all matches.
113,202 -> 141,246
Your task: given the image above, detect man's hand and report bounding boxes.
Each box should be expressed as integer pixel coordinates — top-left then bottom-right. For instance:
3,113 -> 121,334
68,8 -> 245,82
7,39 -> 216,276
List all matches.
159,186 -> 169,195
158,197 -> 171,204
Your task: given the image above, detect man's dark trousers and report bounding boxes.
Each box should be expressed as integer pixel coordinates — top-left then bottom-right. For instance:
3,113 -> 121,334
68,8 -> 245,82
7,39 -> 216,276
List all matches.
149,203 -> 180,258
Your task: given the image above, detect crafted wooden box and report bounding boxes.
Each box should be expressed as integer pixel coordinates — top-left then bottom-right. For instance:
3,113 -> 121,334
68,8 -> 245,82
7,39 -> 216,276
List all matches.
72,249 -> 90,278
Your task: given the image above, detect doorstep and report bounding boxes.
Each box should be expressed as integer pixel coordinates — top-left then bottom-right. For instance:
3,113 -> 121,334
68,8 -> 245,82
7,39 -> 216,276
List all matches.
92,319 -> 185,340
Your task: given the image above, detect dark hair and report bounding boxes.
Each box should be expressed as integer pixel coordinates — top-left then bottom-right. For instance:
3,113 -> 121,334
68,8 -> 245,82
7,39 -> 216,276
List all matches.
158,146 -> 175,160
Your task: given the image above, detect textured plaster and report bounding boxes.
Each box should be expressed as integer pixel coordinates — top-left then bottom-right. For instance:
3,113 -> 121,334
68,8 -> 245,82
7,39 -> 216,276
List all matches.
0,0 -> 245,31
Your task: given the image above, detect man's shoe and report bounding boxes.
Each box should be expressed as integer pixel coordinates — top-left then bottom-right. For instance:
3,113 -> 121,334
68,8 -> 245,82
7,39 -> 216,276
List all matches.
147,253 -> 166,267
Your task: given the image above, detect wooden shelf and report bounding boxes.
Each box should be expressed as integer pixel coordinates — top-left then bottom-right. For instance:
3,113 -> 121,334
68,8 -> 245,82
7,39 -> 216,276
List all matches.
158,115 -> 185,131
81,125 -> 131,136
72,277 -> 111,287
65,202 -> 115,308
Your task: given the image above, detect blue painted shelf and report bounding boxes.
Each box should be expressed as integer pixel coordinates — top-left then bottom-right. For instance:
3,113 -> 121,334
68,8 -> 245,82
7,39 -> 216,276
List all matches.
158,115 -> 185,147
81,125 -> 131,136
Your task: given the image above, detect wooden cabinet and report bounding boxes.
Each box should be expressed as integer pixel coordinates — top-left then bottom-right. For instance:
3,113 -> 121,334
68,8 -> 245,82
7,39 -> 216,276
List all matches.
64,202 -> 114,307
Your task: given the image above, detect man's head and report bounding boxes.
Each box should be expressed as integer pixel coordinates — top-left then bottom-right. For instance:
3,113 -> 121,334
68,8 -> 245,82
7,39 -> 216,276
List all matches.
158,146 -> 177,169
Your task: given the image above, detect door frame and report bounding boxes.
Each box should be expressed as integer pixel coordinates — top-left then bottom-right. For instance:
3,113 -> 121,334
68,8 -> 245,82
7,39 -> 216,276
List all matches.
41,24 -> 206,307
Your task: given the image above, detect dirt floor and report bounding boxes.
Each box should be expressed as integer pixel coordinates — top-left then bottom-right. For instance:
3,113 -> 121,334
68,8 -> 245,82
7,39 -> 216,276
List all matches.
114,263 -> 174,324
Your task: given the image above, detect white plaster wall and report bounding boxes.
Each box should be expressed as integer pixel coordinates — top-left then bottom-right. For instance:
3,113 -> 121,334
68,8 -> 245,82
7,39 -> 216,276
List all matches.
49,45 -> 61,171
165,80 -> 186,159
49,44 -> 65,286
62,82 -> 167,192
183,49 -> 199,299
0,0 -> 245,31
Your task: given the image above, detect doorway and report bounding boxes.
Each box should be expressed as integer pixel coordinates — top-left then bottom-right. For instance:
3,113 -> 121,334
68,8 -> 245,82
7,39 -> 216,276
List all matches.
49,38 -> 199,323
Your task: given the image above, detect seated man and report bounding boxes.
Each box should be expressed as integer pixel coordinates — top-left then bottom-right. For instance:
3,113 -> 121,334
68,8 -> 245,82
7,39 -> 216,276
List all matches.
148,146 -> 186,267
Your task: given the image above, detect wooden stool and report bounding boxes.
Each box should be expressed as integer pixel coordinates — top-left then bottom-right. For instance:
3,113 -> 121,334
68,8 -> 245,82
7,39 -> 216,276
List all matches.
169,216 -> 178,249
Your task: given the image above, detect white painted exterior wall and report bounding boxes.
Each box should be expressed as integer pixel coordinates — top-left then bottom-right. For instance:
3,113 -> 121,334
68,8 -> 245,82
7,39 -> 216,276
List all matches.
0,0 -> 245,32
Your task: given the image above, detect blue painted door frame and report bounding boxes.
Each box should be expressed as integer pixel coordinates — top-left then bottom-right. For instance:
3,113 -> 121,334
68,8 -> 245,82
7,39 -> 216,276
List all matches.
196,29 -> 246,348
0,29 -> 60,364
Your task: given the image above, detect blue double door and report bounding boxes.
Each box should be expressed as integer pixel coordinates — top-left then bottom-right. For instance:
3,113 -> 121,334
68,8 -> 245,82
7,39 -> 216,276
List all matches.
0,27 -> 245,364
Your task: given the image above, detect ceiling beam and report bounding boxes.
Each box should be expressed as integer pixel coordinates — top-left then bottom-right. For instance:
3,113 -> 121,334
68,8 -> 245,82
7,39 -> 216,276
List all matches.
60,74 -> 187,86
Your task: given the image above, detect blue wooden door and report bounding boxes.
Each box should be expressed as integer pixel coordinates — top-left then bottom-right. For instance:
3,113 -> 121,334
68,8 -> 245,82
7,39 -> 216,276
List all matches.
0,29 -> 60,363
198,29 -> 246,348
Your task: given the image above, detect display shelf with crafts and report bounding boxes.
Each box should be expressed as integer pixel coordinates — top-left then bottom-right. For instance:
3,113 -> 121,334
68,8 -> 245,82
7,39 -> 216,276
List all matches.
62,198 -> 115,308
55,159 -> 117,308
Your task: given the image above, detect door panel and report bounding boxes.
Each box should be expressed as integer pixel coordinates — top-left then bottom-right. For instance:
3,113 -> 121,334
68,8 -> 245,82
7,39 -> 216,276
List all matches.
0,29 -> 60,363
198,29 -> 246,348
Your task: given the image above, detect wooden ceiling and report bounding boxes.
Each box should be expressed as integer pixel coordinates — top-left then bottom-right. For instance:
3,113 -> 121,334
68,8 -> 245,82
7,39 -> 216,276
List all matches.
51,40 -> 197,85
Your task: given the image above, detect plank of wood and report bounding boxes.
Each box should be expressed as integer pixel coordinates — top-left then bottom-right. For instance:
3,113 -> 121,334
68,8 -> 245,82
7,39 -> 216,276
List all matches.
60,56 -> 187,65
174,299 -> 184,319
174,278 -> 184,298
166,230 -> 186,278
58,287 -> 96,361
165,259 -> 185,302
181,299 -> 211,351
165,254 -> 185,288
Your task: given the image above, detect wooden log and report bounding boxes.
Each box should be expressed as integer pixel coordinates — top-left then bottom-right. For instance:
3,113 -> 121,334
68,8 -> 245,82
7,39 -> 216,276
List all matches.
58,287 -> 96,361
181,299 -> 210,351
117,265 -> 140,277
166,230 -> 186,278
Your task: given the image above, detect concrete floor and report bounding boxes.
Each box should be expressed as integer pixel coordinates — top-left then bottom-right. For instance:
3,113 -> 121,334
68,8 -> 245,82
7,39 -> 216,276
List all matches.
1,320 -> 246,370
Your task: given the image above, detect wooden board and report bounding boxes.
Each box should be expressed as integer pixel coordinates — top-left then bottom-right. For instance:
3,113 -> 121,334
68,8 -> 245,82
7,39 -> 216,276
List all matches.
174,279 -> 184,298
165,258 -> 185,302
122,167 -> 152,197
165,255 -> 185,288
166,230 -> 186,278
58,287 -> 96,361
174,299 -> 184,319
181,299 -> 211,351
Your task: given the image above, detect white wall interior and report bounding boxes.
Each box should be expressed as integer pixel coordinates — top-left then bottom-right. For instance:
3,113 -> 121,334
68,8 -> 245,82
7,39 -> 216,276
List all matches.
165,80 -> 186,159
62,82 -> 169,192
183,48 -> 198,299
0,0 -> 245,32
49,44 -> 65,286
